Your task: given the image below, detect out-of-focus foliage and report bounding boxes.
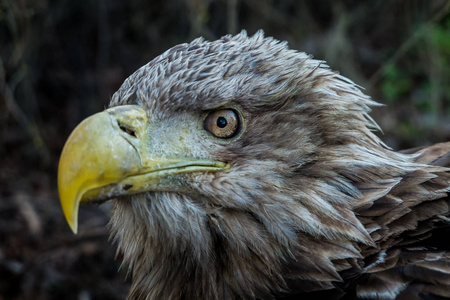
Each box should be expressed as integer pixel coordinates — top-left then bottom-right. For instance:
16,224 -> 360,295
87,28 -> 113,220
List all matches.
0,0 -> 449,299
379,17 -> 450,145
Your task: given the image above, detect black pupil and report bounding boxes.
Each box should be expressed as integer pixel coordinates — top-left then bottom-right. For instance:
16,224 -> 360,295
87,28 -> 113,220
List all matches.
216,117 -> 227,128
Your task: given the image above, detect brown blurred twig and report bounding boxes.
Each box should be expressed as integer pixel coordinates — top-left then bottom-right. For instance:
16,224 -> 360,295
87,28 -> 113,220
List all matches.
227,0 -> 238,34
0,0 -> 50,165
14,192 -> 42,236
367,1 -> 450,89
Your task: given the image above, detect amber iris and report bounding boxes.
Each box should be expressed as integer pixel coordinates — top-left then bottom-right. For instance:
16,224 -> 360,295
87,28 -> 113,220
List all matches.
204,109 -> 240,139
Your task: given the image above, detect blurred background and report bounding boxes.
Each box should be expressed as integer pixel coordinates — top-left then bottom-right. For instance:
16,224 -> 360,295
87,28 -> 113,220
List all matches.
1,0 -> 449,299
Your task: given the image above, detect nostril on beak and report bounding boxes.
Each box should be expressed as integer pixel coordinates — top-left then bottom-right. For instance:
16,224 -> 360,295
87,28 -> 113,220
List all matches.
118,123 -> 137,137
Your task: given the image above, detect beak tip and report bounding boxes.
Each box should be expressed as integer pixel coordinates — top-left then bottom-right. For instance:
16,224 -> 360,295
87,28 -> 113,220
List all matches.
60,195 -> 80,234
70,223 -> 78,234
66,209 -> 79,234
62,210 -> 79,234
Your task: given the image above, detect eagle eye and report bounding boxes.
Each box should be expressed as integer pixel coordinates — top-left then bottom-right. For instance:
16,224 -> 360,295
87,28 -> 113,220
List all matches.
204,109 -> 241,139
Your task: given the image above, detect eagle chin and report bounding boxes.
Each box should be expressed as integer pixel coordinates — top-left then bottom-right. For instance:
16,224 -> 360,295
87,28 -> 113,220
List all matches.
58,31 -> 450,299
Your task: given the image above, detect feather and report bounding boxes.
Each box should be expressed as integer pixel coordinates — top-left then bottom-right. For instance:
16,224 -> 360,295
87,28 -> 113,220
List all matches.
98,31 -> 450,299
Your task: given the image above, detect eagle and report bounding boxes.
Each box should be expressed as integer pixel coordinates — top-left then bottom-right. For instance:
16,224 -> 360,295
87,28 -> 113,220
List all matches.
58,31 -> 450,299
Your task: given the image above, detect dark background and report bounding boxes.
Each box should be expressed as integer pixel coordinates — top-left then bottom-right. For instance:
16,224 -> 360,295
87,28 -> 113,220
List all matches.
1,0 -> 449,299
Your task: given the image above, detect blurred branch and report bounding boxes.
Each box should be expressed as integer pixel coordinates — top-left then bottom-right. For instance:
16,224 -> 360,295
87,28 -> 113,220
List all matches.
14,191 -> 42,236
423,22 -> 443,119
242,0 -> 288,28
1,61 -> 50,165
368,1 -> 450,89
227,0 -> 238,34
96,0 -> 110,102
188,0 -> 215,40
0,0 -> 50,165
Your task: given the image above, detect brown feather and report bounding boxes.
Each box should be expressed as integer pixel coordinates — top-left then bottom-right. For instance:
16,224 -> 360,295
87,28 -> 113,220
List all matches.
105,31 -> 450,299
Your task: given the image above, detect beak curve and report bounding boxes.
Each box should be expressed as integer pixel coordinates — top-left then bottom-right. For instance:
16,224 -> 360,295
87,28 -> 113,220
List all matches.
58,105 -> 228,233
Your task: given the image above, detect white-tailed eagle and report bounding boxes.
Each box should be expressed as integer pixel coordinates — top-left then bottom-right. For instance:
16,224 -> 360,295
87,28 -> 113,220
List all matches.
58,31 -> 450,300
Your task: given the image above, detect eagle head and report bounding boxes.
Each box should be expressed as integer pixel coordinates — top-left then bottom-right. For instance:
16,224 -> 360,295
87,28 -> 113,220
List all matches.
58,31 -> 450,299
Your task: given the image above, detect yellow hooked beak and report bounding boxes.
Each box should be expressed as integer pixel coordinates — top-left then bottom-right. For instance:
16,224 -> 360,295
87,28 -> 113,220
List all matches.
58,105 -> 228,233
